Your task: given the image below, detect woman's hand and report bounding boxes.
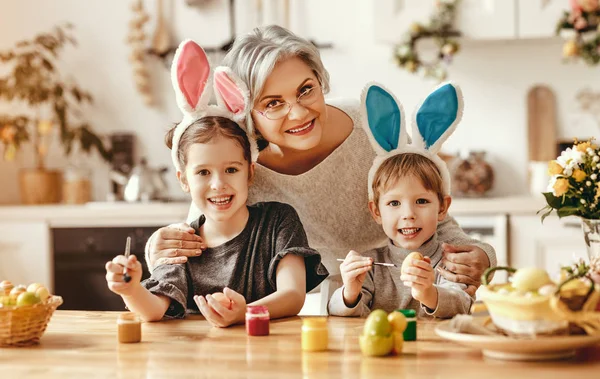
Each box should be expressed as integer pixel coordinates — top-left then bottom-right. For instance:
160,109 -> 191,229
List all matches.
438,243 -> 490,296
340,250 -> 372,307
148,223 -> 206,268
194,287 -> 246,328
105,255 -> 143,296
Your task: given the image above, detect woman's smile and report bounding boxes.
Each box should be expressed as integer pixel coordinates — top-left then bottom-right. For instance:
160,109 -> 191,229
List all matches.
285,119 -> 315,135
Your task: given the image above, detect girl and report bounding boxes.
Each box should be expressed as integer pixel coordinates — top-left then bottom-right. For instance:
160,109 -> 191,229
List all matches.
145,26 -> 495,295
105,41 -> 328,325
329,83 -> 473,317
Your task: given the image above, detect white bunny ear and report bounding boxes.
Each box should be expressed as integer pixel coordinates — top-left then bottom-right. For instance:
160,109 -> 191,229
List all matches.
171,39 -> 212,117
411,82 -> 463,154
360,82 -> 408,156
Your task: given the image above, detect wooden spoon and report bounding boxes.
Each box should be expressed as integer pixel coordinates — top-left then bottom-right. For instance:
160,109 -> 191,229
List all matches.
152,0 -> 170,55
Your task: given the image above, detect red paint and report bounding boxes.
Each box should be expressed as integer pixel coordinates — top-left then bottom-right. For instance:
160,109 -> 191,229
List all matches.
246,305 -> 270,336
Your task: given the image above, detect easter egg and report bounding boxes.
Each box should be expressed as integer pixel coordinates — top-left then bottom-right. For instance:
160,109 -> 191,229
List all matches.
401,251 -> 424,272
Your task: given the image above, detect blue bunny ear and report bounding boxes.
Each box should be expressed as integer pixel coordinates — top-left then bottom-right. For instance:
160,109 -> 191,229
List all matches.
412,82 -> 463,154
360,83 -> 407,155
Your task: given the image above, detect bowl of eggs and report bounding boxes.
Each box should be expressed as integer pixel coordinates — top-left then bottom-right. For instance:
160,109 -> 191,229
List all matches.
478,267 -> 599,337
0,280 -> 63,346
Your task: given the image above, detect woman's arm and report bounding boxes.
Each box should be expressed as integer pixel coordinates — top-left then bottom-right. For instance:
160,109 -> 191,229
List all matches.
250,254 -> 307,319
436,214 -> 497,293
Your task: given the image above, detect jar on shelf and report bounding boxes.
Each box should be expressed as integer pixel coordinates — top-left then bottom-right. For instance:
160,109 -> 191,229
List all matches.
450,150 -> 494,197
62,165 -> 92,204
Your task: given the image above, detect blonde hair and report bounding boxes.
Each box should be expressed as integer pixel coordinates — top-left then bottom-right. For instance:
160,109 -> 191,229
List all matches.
371,153 -> 445,207
222,25 -> 330,140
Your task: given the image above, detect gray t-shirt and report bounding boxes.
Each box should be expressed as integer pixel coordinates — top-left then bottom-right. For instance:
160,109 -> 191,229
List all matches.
328,233 -> 474,319
142,202 -> 329,318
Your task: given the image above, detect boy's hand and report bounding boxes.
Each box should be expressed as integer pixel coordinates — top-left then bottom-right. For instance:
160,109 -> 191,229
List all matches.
105,254 -> 143,296
401,256 -> 435,301
340,250 -> 372,307
194,287 -> 246,328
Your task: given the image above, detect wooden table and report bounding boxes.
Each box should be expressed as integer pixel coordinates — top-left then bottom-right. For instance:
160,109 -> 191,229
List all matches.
2,311 -> 600,378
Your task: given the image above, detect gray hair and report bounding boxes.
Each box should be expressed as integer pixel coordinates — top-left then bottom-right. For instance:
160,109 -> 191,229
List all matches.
222,25 -> 330,139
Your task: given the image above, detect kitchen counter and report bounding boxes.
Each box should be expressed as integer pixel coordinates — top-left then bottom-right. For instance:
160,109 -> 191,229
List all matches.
0,196 -> 547,227
3,311 -> 599,378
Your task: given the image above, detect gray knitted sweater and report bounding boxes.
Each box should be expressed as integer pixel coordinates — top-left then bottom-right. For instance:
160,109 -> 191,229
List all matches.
180,99 -> 496,275
327,234 -> 474,318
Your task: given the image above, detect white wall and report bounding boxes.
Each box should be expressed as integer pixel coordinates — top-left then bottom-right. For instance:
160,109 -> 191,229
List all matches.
0,0 -> 599,204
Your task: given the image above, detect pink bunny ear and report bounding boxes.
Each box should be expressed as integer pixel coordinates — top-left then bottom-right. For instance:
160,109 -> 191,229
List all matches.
171,40 -> 211,113
213,67 -> 249,118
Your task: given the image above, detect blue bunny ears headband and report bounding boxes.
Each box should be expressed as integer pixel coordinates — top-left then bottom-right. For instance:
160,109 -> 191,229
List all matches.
361,82 -> 464,200
170,40 -> 258,172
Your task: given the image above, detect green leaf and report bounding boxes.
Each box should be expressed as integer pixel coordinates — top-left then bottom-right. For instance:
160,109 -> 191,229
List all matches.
542,192 -> 563,209
557,206 -> 580,218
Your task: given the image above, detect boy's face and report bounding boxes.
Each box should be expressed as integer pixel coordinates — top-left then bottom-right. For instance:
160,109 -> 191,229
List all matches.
177,136 -> 254,223
369,175 -> 451,250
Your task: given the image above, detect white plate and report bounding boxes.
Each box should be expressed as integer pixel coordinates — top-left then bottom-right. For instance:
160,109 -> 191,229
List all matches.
435,320 -> 600,361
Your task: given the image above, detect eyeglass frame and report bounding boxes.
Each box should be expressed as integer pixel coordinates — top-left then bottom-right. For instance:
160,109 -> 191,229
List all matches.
252,84 -> 322,121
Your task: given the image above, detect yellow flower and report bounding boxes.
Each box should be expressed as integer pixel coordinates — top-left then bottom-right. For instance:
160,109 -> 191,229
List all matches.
37,120 -> 53,135
576,141 -> 592,152
3,144 -> 16,161
563,40 -> 579,57
554,178 -> 570,196
548,160 -> 563,175
573,169 -> 587,182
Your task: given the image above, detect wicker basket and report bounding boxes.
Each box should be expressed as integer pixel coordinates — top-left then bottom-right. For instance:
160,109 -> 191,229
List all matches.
0,295 -> 63,347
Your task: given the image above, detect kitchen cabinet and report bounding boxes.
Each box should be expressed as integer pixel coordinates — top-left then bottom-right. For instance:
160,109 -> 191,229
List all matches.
517,0 -> 569,39
0,222 -> 52,290
509,215 -> 587,277
374,0 -> 517,44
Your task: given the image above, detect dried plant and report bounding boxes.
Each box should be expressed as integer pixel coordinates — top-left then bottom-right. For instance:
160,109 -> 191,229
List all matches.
0,23 -> 111,169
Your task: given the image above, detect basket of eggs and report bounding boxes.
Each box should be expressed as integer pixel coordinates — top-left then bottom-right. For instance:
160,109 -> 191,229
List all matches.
0,280 -> 63,346
478,265 -> 600,337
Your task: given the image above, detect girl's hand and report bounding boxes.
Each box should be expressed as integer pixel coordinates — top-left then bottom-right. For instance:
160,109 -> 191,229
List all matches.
340,250 -> 373,306
105,255 -> 143,296
401,256 -> 434,301
148,223 -> 206,268
438,243 -> 490,296
194,287 -> 246,328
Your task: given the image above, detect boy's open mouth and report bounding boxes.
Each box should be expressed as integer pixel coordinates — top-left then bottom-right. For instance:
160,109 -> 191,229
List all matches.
399,227 -> 421,236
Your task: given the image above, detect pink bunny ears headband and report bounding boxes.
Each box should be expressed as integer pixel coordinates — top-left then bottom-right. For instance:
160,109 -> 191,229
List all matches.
360,81 -> 464,200
170,39 -> 258,172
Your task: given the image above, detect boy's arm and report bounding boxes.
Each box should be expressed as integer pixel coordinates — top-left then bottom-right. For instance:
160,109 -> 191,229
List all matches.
249,254 -> 306,319
327,271 -> 375,317
421,278 -> 474,319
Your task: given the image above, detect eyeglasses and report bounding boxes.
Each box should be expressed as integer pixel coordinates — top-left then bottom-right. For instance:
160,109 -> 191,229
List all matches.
253,85 -> 322,120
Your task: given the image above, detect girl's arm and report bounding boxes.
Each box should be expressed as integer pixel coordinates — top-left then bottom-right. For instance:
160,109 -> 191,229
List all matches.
249,253 -> 307,319
106,255 -> 183,322
121,285 -> 171,322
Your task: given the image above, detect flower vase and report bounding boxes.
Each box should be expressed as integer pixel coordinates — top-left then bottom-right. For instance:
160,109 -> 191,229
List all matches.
581,218 -> 600,260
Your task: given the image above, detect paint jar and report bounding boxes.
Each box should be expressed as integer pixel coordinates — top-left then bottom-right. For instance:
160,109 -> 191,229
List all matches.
246,305 -> 270,336
397,309 -> 417,341
117,312 -> 141,343
301,317 -> 328,351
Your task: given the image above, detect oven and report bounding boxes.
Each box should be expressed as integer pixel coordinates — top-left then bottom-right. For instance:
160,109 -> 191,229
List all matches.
52,226 -> 158,311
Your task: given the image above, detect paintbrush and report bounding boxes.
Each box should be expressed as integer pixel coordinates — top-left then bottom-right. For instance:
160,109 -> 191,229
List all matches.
336,258 -> 396,267
123,236 -> 132,283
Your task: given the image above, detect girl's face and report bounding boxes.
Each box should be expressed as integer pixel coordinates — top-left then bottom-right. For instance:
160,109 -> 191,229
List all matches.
178,136 -> 254,223
368,175 -> 451,250
252,57 -> 327,152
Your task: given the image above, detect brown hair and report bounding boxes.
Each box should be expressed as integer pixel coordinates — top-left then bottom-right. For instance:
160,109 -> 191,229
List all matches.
165,116 -> 252,169
371,153 -> 444,208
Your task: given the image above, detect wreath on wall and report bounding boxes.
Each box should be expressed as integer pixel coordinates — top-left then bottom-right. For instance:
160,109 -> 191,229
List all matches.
393,0 -> 461,81
557,0 -> 600,64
